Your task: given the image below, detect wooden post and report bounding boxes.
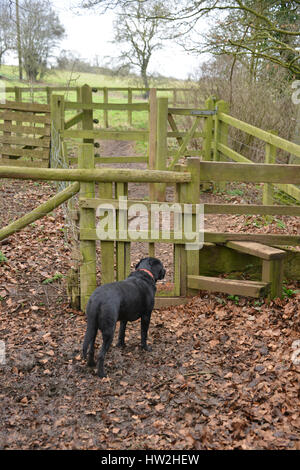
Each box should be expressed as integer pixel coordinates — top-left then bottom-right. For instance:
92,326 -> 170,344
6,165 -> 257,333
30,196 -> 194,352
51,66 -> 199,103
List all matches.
263,131 -> 277,205
116,182 -> 131,280
79,144 -> 97,311
185,157 -> 201,295
128,88 -> 132,126
46,87 -> 51,105
213,99 -> 229,191
174,163 -> 188,297
154,96 -> 168,201
149,88 -> 157,205
99,181 -> 115,284
50,94 -> 65,167
173,89 -> 177,106
202,96 -> 215,191
262,257 -> 284,299
203,96 -> 215,162
103,87 -> 109,128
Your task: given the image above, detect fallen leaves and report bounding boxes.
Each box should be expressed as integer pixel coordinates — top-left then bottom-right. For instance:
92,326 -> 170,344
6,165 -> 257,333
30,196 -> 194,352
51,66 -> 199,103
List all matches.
1,177 -> 300,450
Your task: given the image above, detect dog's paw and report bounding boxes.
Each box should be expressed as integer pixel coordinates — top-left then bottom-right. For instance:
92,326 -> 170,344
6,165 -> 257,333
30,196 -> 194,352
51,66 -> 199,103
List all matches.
141,344 -> 152,352
87,359 -> 96,367
116,341 -> 126,348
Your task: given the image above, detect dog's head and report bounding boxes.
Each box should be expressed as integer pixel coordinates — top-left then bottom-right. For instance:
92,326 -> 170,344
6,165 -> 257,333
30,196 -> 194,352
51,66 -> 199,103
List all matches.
135,257 -> 166,282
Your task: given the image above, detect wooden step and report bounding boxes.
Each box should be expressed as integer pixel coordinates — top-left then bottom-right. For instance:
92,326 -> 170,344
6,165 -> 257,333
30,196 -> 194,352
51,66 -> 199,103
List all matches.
226,241 -> 286,260
187,275 -> 270,298
154,297 -> 189,308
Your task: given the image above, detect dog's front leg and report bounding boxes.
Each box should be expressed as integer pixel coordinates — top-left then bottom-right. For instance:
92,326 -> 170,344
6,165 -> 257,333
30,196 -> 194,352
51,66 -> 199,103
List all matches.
116,320 -> 127,347
141,313 -> 152,352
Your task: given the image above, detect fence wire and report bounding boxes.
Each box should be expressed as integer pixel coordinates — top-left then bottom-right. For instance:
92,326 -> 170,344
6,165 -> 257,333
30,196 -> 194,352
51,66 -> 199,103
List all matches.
50,123 -> 79,244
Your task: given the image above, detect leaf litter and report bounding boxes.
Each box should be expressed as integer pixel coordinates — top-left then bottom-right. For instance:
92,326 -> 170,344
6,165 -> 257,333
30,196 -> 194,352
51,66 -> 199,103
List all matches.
0,178 -> 300,450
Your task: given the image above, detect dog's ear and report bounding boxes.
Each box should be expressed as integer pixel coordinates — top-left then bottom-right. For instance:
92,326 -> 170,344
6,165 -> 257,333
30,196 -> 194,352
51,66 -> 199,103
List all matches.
135,258 -> 146,270
159,268 -> 166,280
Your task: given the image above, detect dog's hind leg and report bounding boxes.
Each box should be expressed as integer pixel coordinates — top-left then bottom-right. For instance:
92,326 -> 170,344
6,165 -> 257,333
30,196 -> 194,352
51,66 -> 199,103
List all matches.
141,312 -> 152,352
87,329 -> 97,367
97,327 -> 115,378
116,320 -> 127,348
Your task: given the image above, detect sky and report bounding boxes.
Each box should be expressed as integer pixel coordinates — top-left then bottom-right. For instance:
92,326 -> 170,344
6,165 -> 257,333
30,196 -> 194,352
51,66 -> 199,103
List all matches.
50,0 -> 201,80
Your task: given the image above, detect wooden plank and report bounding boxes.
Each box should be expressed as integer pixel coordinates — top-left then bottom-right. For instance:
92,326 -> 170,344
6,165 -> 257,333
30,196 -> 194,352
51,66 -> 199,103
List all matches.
80,199 -> 300,217
0,123 -> 50,136
226,241 -> 286,260
0,166 -> 192,183
0,112 -> 51,124
80,229 -> 300,246
187,275 -> 269,298
168,117 -> 201,171
79,144 -> 97,312
154,297 -> 189,308
95,156 -> 147,164
0,135 -> 50,147
0,101 -> 50,113
167,131 -> 204,138
168,108 -> 215,116
62,129 -> 149,141
199,162 -> 300,184
64,112 -> 84,130
219,112 -> 300,158
217,142 -> 252,164
0,147 -> 50,159
0,182 -> 80,241
70,156 -> 147,164
204,203 -> 300,216
64,101 -> 149,111
0,158 -> 49,168
274,183 -> 300,202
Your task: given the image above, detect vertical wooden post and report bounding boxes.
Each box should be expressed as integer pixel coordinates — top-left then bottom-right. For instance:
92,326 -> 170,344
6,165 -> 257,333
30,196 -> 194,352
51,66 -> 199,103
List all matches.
46,86 -> 51,105
173,89 -> 177,107
185,157 -> 201,295
213,100 -> 229,191
154,96 -> 168,201
99,181 -> 115,284
203,96 -> 215,162
14,86 -> 22,102
262,256 -> 285,299
116,182 -> 131,280
263,131 -> 277,205
128,87 -> 132,126
103,87 -> 109,128
202,96 -> 215,191
79,143 -> 97,311
175,163 -> 188,297
50,94 -> 65,167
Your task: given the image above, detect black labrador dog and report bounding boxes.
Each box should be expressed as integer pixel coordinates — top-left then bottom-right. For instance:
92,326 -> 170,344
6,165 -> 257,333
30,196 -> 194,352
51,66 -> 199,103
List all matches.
82,257 -> 165,377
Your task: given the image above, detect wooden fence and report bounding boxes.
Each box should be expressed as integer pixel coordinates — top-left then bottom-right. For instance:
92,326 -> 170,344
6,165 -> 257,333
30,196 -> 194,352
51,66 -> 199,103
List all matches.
0,101 -> 51,168
4,85 -> 195,128
1,157 -> 299,309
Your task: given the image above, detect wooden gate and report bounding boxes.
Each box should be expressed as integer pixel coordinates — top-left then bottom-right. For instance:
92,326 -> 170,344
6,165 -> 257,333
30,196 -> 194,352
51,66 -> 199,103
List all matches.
0,101 -> 51,168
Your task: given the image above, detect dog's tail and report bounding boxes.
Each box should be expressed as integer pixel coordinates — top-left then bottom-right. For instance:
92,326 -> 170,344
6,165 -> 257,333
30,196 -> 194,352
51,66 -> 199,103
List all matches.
82,305 -> 98,359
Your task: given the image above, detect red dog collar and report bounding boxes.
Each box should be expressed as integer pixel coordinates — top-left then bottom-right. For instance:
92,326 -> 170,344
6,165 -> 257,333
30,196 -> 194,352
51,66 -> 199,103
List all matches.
137,268 -> 154,279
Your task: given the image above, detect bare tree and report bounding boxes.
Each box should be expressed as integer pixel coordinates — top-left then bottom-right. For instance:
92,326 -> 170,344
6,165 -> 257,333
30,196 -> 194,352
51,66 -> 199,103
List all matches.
113,1 -> 169,90
0,0 -> 14,67
19,0 -> 65,81
78,0 -> 300,77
